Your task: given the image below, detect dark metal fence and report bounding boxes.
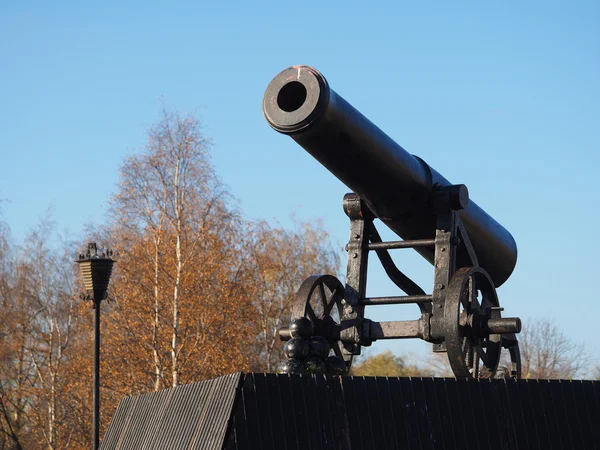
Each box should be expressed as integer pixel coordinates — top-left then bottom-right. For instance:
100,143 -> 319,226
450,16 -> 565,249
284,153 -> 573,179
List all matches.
101,373 -> 599,450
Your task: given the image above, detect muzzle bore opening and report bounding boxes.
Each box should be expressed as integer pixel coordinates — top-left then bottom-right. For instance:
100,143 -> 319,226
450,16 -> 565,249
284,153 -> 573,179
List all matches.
277,81 -> 307,112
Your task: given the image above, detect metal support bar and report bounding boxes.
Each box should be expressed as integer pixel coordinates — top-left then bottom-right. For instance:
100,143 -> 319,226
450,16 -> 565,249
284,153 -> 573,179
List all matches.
342,194 -> 372,352
362,295 -> 433,305
429,210 -> 458,343
368,239 -> 436,250
369,320 -> 422,340
457,221 -> 479,267
93,301 -> 100,450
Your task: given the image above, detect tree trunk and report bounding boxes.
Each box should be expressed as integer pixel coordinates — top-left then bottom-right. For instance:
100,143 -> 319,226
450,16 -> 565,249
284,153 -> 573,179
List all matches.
153,240 -> 162,391
171,157 -> 183,387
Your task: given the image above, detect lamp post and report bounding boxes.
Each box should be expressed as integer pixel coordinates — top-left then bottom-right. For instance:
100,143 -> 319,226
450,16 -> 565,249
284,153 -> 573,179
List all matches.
76,243 -> 114,450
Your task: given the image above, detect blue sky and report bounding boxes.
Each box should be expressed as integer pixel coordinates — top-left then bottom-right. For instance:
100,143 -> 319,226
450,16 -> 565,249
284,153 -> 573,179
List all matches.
1,2 -> 599,371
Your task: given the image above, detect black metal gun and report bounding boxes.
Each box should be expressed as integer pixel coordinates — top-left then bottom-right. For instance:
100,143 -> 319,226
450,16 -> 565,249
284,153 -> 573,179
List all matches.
264,66 -> 522,378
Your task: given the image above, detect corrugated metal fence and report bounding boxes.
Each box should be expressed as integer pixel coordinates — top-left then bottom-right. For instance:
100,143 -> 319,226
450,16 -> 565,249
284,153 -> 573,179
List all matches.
100,372 -> 242,450
101,373 -> 599,450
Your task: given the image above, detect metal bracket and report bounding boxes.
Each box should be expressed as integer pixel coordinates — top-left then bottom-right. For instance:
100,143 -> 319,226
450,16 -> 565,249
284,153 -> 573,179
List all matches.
342,194 -> 372,354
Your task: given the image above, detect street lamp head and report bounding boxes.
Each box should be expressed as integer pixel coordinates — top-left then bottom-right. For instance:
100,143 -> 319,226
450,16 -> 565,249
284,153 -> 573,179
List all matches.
76,242 -> 115,303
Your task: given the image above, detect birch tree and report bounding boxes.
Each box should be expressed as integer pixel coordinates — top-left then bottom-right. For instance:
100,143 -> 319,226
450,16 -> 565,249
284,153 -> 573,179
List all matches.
0,214 -> 82,450
106,107 -> 255,390
21,218 -> 79,450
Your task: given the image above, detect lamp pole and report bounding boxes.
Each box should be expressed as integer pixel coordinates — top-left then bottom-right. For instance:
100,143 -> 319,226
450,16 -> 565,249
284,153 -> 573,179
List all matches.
76,243 -> 114,450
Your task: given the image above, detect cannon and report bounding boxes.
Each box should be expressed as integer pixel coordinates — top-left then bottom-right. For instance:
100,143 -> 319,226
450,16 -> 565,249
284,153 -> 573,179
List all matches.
263,65 -> 522,378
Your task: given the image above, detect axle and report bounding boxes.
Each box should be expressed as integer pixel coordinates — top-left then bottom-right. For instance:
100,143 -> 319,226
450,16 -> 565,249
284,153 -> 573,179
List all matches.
280,315 -> 521,343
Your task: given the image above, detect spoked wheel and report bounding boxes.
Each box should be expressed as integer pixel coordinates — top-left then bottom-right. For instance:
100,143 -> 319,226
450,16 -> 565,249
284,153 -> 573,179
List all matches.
291,274 -> 351,369
444,267 -> 502,378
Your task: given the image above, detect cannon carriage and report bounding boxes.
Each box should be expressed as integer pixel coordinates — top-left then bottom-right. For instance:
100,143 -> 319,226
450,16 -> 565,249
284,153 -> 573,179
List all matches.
263,66 -> 522,379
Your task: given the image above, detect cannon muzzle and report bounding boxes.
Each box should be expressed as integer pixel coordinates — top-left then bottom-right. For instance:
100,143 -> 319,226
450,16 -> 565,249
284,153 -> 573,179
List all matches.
263,65 -> 517,287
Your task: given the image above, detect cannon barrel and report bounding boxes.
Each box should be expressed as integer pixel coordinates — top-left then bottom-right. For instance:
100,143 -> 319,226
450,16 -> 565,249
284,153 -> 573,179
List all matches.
263,66 -> 517,287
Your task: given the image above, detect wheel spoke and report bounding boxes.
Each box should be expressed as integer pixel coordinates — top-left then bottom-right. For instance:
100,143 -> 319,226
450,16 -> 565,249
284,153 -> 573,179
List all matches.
461,287 -> 470,313
469,276 -> 480,311
306,304 -> 317,322
325,298 -> 336,314
325,287 -> 339,314
479,345 -> 489,367
332,343 -> 343,359
318,283 -> 327,312
465,339 -> 474,368
480,291 -> 489,309
469,277 -> 475,304
473,348 -> 480,376
481,289 -> 494,310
